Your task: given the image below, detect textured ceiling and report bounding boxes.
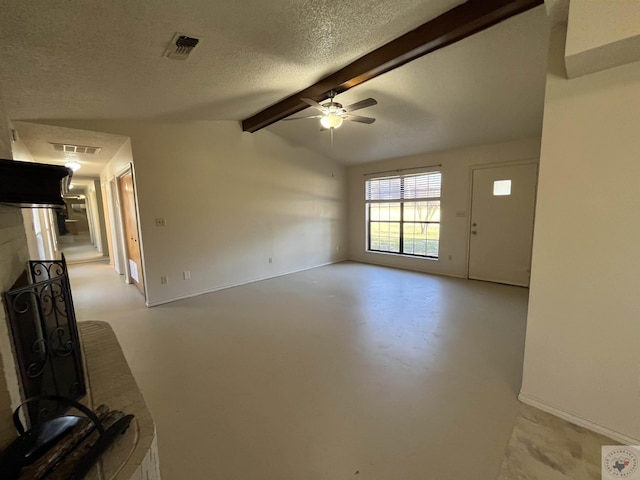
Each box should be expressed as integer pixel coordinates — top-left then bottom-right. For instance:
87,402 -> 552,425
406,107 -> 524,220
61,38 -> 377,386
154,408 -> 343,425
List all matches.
268,6 -> 550,164
0,0 -> 463,120
0,0 -> 550,165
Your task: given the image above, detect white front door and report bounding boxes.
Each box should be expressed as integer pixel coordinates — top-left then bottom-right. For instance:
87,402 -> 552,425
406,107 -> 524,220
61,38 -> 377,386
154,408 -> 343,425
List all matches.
468,163 -> 538,286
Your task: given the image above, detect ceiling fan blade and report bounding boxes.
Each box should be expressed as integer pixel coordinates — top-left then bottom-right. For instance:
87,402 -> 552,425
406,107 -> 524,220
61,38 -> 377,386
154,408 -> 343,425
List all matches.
283,115 -> 323,121
343,98 -> 377,113
301,98 -> 326,112
345,114 -> 376,124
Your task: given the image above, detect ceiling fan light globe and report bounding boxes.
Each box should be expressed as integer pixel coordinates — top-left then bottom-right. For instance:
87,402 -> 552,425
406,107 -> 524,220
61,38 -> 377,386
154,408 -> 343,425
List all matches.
320,114 -> 344,129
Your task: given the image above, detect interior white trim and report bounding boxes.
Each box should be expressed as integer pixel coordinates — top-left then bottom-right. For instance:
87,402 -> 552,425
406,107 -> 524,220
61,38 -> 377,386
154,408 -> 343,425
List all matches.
113,169 -> 131,285
518,392 -> 640,445
122,163 -> 148,300
146,260 -> 343,307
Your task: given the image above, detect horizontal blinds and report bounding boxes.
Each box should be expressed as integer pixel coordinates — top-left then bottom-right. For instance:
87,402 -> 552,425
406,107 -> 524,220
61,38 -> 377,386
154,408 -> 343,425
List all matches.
366,172 -> 441,201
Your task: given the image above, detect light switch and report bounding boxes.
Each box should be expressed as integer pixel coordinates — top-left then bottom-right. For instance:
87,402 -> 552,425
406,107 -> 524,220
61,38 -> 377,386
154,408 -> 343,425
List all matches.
155,218 -> 167,227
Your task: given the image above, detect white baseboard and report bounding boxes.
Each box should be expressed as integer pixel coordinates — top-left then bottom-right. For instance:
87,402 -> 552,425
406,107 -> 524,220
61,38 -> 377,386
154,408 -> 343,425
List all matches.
518,393 -> 640,445
349,256 -> 467,280
145,260 -> 342,307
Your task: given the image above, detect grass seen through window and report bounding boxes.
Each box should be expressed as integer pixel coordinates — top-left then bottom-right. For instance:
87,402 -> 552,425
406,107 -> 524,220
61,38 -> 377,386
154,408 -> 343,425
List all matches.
366,172 -> 441,258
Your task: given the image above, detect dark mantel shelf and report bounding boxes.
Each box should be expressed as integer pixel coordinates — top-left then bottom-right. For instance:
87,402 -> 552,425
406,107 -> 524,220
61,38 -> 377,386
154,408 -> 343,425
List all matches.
0,159 -> 71,208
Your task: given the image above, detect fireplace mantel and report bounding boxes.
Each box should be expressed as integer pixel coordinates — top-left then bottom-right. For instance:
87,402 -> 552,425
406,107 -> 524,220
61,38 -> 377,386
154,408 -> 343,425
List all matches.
0,159 -> 71,208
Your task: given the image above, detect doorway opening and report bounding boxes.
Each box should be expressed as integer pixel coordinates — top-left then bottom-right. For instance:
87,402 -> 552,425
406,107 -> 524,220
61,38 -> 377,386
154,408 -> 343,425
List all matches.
57,194 -> 104,264
10,121 -> 146,303
116,167 -> 145,296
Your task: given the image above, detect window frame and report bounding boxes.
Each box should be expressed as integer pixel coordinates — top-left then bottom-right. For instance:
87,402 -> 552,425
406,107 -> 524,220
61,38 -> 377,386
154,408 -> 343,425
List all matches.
365,171 -> 441,259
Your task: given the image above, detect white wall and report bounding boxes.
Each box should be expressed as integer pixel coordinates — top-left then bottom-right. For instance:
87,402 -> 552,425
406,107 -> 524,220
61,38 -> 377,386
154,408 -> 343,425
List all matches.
100,138 -> 134,275
92,179 -> 108,256
521,27 -> 640,443
54,120 -> 348,306
86,179 -> 106,254
565,0 -> 640,77
101,137 -> 134,181
346,138 -> 541,277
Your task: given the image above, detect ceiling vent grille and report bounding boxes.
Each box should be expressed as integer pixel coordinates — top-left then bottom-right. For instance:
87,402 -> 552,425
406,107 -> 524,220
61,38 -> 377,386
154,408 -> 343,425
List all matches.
164,33 -> 200,60
51,143 -> 101,155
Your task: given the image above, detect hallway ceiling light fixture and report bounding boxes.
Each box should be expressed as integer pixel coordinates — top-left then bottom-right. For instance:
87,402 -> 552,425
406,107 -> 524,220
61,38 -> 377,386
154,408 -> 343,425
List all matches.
65,160 -> 81,172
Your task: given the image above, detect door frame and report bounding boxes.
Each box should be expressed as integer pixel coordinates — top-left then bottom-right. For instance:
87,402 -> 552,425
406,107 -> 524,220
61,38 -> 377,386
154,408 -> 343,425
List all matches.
107,178 -> 125,274
84,194 -> 96,247
101,183 -> 115,266
114,164 -> 147,300
465,158 -> 539,281
86,181 -> 103,254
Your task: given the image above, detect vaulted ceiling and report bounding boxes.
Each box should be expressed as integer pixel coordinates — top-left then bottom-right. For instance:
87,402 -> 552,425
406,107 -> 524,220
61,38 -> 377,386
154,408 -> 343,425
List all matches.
0,0 -> 550,166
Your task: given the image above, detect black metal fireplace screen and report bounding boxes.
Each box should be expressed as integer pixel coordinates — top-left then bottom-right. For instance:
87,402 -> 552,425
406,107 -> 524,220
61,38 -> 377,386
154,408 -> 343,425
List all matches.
3,254 -> 85,426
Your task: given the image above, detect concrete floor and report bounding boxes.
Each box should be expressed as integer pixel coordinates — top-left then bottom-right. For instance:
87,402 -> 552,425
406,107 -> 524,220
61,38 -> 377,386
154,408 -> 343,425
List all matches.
497,404 -> 616,480
60,232 -> 106,263
68,261 -> 529,480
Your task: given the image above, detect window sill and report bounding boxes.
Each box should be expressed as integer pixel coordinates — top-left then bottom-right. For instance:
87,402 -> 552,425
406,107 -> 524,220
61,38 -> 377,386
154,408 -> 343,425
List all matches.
365,250 -> 439,261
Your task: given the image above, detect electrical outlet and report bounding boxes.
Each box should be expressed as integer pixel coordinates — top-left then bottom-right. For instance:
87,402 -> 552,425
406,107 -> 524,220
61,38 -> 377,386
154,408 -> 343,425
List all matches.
160,276 -> 168,284
155,218 -> 167,227
183,271 -> 190,280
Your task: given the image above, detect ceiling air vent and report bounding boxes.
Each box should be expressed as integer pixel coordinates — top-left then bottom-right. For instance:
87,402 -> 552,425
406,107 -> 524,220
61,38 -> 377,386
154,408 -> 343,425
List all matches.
51,143 -> 101,155
164,33 -> 200,61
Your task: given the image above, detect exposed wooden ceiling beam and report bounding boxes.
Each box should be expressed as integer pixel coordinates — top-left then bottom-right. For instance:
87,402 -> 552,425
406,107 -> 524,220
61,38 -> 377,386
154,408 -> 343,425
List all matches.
241,0 -> 543,133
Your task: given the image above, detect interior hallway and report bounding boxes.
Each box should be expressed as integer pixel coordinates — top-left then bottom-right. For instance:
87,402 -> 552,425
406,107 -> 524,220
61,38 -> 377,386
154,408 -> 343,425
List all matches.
60,232 -> 105,264
68,261 -> 529,480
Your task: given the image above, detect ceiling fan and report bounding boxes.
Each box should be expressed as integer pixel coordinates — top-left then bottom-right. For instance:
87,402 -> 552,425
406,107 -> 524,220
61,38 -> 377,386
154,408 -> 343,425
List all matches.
284,90 -> 377,131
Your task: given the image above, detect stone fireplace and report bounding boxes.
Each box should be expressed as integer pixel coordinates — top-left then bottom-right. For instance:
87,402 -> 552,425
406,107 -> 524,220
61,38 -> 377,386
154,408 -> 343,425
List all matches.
0,162 -> 160,478
0,158 -> 74,449
0,203 -> 30,449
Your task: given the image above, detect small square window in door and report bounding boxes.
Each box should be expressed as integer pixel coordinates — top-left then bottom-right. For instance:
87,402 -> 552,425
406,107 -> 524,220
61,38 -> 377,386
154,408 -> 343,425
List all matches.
493,180 -> 511,196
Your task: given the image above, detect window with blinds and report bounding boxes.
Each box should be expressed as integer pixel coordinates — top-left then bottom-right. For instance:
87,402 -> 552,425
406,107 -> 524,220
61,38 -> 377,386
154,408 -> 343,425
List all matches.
365,171 -> 441,258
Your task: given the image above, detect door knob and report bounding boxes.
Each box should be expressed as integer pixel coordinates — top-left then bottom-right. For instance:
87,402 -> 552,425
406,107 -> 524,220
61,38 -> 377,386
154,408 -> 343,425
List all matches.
472,222 -> 477,227
471,230 -> 477,235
